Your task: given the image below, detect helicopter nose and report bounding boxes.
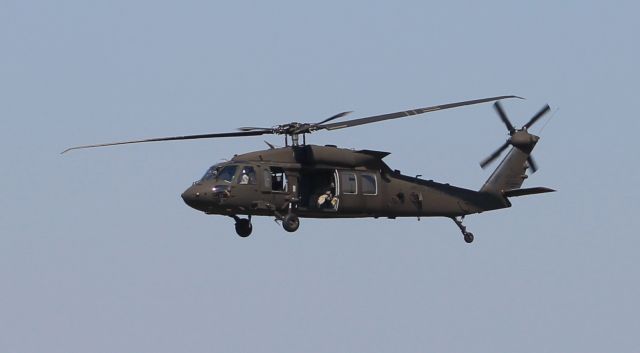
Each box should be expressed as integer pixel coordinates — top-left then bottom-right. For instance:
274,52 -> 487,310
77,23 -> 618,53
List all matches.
181,185 -> 202,209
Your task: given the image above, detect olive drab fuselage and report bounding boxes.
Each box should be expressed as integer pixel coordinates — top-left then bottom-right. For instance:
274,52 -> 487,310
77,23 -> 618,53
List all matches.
181,144 -> 510,219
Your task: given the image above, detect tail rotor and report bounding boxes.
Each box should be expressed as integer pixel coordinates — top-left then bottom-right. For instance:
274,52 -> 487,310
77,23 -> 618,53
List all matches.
479,102 -> 550,173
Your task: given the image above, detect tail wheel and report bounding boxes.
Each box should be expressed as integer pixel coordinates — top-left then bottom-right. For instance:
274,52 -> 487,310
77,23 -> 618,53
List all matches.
282,214 -> 300,233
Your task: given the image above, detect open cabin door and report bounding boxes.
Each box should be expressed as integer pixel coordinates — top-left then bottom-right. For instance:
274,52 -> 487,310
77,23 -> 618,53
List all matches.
298,169 -> 339,212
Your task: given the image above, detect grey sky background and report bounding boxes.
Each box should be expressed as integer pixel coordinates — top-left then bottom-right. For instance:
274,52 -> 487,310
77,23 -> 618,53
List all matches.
1,1 -> 639,352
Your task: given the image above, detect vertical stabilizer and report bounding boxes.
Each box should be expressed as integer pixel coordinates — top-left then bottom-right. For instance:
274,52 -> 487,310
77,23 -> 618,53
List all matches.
480,143 -> 534,194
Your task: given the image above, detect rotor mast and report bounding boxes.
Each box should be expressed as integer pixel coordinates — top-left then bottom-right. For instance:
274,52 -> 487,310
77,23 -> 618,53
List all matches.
282,123 -> 307,146
286,133 -> 303,147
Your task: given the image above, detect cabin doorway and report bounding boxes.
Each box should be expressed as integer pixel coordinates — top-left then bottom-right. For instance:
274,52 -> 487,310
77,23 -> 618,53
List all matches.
299,169 -> 339,211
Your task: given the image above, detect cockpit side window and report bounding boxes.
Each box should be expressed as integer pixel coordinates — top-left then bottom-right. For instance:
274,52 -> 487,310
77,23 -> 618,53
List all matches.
238,166 -> 257,185
217,165 -> 238,183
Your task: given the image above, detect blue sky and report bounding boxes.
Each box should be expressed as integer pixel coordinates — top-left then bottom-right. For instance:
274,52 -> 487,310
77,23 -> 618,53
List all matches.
1,1 -> 639,352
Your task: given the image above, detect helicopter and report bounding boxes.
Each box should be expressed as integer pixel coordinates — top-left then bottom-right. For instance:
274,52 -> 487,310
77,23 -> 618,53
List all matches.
63,95 -> 554,243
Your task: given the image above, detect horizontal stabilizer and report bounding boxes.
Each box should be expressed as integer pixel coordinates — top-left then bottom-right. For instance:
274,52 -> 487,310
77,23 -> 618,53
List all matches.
503,187 -> 556,198
357,149 -> 391,160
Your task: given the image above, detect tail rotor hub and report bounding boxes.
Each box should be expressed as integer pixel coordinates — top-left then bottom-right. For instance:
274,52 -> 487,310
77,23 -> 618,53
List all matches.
509,130 -> 539,151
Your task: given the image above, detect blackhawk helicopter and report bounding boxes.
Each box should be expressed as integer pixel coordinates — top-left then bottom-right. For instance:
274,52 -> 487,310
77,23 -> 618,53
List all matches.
63,95 -> 554,243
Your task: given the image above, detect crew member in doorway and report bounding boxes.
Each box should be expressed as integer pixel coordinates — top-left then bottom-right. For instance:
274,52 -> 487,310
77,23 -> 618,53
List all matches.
317,182 -> 337,209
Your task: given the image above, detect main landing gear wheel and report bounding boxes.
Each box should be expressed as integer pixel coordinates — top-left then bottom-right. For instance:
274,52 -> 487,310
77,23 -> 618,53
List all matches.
234,218 -> 253,237
282,213 -> 300,233
464,232 -> 474,244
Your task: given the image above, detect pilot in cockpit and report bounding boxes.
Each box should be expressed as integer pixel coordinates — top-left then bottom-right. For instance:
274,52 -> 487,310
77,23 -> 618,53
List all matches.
240,170 -> 250,184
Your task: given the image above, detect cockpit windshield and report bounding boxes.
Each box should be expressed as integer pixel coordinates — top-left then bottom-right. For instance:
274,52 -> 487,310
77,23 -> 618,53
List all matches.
217,165 -> 237,183
201,166 -> 219,181
200,164 -> 238,183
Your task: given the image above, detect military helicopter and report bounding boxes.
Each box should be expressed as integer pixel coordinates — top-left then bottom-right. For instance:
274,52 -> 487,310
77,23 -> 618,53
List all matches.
63,95 -> 554,243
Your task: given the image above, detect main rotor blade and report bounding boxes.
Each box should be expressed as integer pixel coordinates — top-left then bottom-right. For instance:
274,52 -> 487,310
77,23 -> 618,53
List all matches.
480,140 -> 511,169
494,101 -> 516,134
238,126 -> 271,132
523,104 -> 551,130
317,95 -> 522,131
315,111 -> 353,126
61,130 -> 270,154
527,155 -> 538,173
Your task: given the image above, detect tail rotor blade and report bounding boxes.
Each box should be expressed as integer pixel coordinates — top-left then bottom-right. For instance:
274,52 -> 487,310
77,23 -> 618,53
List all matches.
523,104 -> 550,130
527,156 -> 538,173
494,101 -> 516,134
480,141 -> 511,169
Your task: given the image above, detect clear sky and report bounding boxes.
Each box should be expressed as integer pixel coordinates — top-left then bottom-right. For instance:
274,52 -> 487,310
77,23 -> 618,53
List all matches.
1,1 -> 639,352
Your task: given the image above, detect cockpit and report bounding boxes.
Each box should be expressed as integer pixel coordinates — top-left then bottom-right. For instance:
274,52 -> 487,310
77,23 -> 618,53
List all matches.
200,164 -> 238,183
183,162 -> 287,212
198,164 -> 259,185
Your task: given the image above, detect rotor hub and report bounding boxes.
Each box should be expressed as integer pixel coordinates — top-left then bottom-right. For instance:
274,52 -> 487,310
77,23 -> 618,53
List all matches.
510,130 -> 539,150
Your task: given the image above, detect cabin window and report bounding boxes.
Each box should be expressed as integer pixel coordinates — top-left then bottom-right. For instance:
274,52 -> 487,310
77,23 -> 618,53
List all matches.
268,167 -> 288,192
361,173 -> 377,195
238,166 -> 257,185
340,172 -> 357,194
217,165 -> 237,183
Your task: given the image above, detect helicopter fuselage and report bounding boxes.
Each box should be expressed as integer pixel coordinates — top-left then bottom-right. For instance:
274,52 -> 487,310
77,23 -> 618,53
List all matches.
181,144 -> 509,220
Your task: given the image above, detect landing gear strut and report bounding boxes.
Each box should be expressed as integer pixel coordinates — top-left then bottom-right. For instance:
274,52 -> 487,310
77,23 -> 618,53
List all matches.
451,216 -> 474,244
232,215 -> 253,237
